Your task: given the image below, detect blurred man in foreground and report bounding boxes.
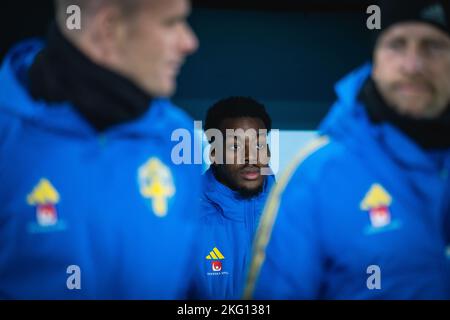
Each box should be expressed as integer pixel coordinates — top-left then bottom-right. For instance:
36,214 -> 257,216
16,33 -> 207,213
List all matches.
246,0 -> 450,299
0,0 -> 199,299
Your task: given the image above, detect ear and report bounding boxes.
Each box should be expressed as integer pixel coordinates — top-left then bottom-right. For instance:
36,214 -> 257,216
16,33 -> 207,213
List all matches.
84,5 -> 127,63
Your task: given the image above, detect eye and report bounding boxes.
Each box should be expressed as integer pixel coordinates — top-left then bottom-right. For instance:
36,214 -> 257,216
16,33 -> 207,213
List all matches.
229,144 -> 241,151
424,40 -> 449,55
163,16 -> 185,28
386,39 -> 406,51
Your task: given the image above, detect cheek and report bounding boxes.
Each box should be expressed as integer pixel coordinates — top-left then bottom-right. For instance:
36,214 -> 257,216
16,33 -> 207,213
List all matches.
122,36 -> 158,70
152,31 -> 178,59
373,51 -> 396,81
224,150 -> 238,164
258,148 -> 271,164
438,79 -> 450,104
221,165 -> 239,181
136,28 -> 166,61
225,153 -> 233,163
433,62 -> 450,92
422,63 -> 450,106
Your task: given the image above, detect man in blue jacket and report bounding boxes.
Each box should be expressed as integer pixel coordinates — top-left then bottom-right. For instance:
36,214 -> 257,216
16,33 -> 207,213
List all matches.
245,0 -> 450,299
0,0 -> 200,299
192,97 -> 275,299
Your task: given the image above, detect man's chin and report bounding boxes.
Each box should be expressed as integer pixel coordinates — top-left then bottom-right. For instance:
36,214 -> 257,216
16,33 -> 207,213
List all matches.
395,101 -> 432,119
236,184 -> 264,199
144,81 -> 175,97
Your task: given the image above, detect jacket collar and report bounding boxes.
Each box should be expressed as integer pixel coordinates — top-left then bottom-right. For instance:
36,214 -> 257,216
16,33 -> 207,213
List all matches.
320,63 -> 450,173
202,167 -> 275,221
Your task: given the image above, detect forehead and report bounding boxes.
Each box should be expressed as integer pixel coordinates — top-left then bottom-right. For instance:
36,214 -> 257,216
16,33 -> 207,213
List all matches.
138,0 -> 190,17
378,21 -> 450,42
220,117 -> 267,132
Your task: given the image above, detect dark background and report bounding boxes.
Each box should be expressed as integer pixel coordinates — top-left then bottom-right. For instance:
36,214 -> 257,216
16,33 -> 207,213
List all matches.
0,0 -> 374,129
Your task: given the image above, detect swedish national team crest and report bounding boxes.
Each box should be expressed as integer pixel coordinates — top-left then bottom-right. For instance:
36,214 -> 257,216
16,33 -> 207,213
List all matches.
138,157 -> 175,217
26,178 -> 66,233
360,183 -> 401,234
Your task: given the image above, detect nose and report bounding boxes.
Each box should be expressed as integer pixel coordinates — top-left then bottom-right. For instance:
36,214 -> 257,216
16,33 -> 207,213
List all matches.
245,140 -> 258,165
401,46 -> 425,75
180,23 -> 199,55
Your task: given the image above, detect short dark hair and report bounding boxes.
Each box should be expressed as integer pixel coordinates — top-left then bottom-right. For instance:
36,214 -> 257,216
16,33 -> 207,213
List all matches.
204,97 -> 272,134
54,0 -> 143,22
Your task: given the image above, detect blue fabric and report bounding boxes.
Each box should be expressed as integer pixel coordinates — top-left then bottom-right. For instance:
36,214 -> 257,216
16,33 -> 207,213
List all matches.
253,64 -> 450,299
193,168 -> 275,299
0,40 -> 202,299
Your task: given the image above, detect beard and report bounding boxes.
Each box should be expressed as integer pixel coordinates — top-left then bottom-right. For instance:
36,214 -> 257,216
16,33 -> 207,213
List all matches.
212,165 -> 265,199
234,184 -> 264,199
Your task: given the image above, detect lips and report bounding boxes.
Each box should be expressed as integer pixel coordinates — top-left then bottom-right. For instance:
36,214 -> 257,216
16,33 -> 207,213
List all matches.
240,166 -> 261,181
168,64 -> 180,76
172,58 -> 185,69
167,60 -> 183,77
395,82 -> 431,95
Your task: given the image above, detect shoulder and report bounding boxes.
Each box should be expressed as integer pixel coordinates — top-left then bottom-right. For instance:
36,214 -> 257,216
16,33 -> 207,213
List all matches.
0,104 -> 24,181
153,99 -> 196,132
278,136 -> 349,193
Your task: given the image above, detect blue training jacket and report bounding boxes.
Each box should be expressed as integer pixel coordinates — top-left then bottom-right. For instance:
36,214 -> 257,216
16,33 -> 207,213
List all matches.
0,40 -> 202,299
192,168 -> 275,299
247,64 -> 450,299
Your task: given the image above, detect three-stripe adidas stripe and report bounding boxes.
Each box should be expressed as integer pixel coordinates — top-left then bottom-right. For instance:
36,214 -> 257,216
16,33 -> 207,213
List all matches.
206,247 -> 225,260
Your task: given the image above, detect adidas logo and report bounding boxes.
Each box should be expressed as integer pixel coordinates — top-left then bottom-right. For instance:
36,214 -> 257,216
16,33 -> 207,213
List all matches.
421,3 -> 447,27
205,247 -> 225,260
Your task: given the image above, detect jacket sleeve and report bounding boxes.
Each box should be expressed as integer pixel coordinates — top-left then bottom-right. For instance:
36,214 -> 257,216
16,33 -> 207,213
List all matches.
0,109 -> 24,208
0,111 -> 13,195
246,164 -> 325,299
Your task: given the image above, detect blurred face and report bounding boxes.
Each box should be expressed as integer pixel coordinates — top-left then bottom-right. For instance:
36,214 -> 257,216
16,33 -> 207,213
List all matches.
212,117 -> 271,198
373,22 -> 450,119
112,0 -> 198,96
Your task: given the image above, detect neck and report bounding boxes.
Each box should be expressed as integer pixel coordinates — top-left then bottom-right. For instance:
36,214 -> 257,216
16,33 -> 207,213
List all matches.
28,23 -> 153,132
359,77 -> 450,150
